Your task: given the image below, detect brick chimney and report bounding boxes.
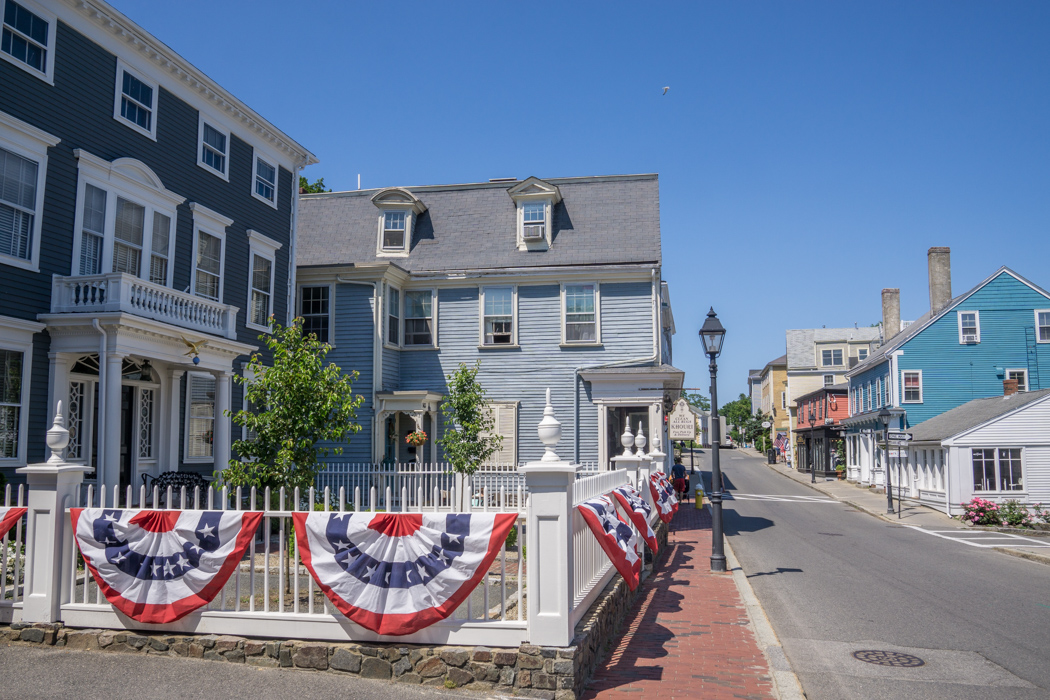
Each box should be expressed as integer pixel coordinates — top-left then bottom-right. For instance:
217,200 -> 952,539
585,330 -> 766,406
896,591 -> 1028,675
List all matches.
882,288 -> 900,342
1004,379 -> 1019,396
928,247 -> 952,314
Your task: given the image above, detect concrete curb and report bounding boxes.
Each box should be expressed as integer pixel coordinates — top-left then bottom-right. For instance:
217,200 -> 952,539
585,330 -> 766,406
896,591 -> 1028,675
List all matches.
724,536 -> 805,700
992,547 -> 1050,567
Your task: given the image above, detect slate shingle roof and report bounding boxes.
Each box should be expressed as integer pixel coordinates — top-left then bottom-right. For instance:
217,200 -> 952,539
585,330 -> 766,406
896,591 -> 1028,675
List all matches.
909,389 -> 1050,442
296,174 -> 660,272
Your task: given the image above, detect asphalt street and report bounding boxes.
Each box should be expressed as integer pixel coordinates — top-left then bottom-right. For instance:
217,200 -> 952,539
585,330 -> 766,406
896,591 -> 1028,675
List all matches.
696,447 -> 1050,700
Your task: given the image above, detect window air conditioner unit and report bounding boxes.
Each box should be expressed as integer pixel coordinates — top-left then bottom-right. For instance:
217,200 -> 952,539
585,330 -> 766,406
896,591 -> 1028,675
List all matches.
523,225 -> 544,240
962,334 -> 977,343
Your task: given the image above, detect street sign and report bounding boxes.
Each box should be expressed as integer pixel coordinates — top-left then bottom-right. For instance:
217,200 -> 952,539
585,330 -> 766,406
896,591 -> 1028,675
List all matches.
887,432 -> 913,442
668,398 -> 697,441
888,449 -> 907,459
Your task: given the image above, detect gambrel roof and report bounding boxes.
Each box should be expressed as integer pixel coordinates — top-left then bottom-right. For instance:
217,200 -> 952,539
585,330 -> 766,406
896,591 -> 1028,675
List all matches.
296,174 -> 661,272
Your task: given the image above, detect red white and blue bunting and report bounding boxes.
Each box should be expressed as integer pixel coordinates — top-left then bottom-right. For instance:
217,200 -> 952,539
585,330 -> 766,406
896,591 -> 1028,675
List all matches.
611,485 -> 658,553
70,509 -> 262,623
293,512 -> 517,636
0,507 -> 26,539
649,471 -> 678,524
576,496 -> 640,591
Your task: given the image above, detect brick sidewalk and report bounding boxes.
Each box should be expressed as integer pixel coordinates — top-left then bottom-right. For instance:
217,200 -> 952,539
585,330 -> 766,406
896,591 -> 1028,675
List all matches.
583,503 -> 776,700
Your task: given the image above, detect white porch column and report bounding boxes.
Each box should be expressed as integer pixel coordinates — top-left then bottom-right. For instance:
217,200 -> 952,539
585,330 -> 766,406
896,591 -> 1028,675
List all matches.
597,404 -> 609,470
102,352 -> 125,490
167,369 -> 184,471
45,354 -> 70,461
647,402 -> 667,472
18,403 -> 91,623
429,410 -> 439,463
213,371 -> 232,474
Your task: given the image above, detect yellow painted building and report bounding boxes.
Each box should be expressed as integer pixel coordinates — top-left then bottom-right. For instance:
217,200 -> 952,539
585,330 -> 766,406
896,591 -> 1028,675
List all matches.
757,355 -> 789,450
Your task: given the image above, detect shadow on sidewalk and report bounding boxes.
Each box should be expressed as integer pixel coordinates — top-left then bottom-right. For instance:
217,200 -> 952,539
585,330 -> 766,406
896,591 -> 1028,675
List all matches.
745,566 -> 803,578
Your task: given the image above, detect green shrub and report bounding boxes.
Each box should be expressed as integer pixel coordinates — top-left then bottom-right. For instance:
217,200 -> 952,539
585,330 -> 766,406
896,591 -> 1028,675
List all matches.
998,500 -> 1035,528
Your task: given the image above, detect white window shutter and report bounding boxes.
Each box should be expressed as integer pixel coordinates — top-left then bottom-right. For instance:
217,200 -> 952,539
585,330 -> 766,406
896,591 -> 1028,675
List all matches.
482,403 -> 517,466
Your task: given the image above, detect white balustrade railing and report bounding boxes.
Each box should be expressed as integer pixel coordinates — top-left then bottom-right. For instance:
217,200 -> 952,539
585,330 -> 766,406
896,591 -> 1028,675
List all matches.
570,469 -> 629,623
1,484 -> 25,622
62,481 -> 526,645
51,273 -> 239,339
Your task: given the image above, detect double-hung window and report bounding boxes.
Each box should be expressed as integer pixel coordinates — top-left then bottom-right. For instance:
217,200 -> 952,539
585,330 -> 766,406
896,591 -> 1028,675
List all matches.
972,448 -> 1023,492
198,116 -> 230,179
149,212 -> 171,284
1036,310 -> 1050,343
0,347 -> 23,459
404,290 -> 434,346
299,285 -> 331,343
823,374 -> 834,387
194,231 -> 222,300
0,145 -> 38,265
1006,369 -> 1027,393
113,60 -> 157,139
246,231 -> 281,332
902,371 -> 922,403
386,287 -> 399,345
1,0 -> 54,81
858,348 -> 868,361
522,202 -> 545,240
186,373 -> 215,460
382,211 -> 406,251
112,198 -> 145,275
958,311 -> 980,343
821,349 -> 843,367
482,286 -> 514,346
564,284 -> 598,344
252,152 -> 278,207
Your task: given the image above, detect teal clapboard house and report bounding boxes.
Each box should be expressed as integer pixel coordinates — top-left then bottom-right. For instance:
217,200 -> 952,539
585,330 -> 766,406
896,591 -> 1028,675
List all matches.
294,175 -> 683,470
842,247 -> 1050,496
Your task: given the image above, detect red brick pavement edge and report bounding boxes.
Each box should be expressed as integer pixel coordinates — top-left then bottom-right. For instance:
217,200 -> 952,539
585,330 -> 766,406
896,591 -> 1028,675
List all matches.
582,503 -> 776,700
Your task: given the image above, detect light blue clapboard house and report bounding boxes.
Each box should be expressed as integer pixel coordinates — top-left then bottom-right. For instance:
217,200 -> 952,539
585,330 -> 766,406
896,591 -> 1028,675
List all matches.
294,175 -> 682,470
842,247 -> 1050,507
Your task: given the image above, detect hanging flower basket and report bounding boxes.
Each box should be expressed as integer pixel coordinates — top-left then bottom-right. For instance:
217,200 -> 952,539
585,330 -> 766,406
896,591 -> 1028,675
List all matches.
405,430 -> 428,447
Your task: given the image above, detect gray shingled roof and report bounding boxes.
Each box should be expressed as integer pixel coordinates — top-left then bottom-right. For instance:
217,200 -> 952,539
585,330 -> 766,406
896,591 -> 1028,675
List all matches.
765,354 -> 787,369
785,328 -> 881,370
909,389 -> 1050,442
296,175 -> 660,272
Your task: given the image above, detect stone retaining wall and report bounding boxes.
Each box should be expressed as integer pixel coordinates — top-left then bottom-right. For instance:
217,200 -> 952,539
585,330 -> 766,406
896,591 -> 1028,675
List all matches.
0,521 -> 669,700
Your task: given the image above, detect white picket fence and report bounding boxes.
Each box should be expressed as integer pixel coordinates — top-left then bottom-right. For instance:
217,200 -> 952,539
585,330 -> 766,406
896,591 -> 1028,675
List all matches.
0,484 -> 26,623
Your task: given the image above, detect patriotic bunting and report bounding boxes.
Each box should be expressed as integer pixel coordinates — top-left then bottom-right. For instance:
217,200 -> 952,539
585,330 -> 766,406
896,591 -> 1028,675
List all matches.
0,507 -> 26,539
649,471 -> 678,523
611,485 -> 658,553
293,512 -> 517,636
576,496 -> 640,591
71,509 -> 262,623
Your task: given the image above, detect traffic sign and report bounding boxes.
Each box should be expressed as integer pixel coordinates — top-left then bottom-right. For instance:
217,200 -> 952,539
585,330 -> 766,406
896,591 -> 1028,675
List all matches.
887,432 -> 912,442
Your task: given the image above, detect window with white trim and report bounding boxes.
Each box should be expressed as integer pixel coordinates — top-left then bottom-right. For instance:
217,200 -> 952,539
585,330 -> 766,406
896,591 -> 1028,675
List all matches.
252,152 -> 278,207
972,448 -> 1023,492
1006,369 -> 1027,393
246,230 -> 281,332
0,347 -> 23,459
112,197 -> 145,275
958,311 -> 980,343
482,402 -> 518,466
197,116 -> 229,179
858,348 -> 868,361
781,391 -> 786,410
821,349 -> 843,366
1,0 -> 54,82
382,211 -> 406,251
564,284 -> 598,344
299,285 -> 330,343
149,212 -> 170,284
186,373 -> 215,460
522,202 -> 545,241
0,145 -> 38,264
1036,310 -> 1050,343
482,286 -> 515,346
113,60 -> 157,139
823,374 -> 834,387
902,370 -> 922,403
386,287 -> 399,345
194,230 -> 222,300
404,290 -> 434,346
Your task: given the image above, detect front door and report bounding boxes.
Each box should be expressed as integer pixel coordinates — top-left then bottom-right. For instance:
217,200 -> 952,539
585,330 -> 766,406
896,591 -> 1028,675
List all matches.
119,385 -> 134,492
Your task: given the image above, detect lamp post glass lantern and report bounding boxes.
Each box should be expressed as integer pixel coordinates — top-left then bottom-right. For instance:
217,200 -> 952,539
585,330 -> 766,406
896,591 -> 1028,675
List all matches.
699,307 -> 727,572
808,409 -> 816,483
878,407 -> 893,514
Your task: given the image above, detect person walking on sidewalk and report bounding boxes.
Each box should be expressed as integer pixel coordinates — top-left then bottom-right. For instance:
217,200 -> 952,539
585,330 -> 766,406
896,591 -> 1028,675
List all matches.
672,459 -> 688,503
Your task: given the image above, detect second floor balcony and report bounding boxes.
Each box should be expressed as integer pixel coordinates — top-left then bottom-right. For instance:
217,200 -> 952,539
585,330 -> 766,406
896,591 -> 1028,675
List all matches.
51,273 -> 239,340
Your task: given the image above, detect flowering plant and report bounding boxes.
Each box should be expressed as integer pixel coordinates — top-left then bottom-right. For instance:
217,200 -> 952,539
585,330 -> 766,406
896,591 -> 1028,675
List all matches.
1032,503 -> 1050,524
998,499 -> 1035,528
405,430 -> 428,447
960,497 -> 1001,526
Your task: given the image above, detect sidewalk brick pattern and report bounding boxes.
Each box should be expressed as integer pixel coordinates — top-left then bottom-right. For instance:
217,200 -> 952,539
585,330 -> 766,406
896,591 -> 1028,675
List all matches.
583,503 -> 775,700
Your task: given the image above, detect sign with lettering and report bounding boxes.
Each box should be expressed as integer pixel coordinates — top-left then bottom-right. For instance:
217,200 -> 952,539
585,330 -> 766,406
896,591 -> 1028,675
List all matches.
668,399 -> 697,441
887,432 -> 912,442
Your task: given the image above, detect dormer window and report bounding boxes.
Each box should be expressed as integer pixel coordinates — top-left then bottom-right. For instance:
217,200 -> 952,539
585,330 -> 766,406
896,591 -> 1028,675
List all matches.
371,187 -> 426,257
508,177 -> 562,251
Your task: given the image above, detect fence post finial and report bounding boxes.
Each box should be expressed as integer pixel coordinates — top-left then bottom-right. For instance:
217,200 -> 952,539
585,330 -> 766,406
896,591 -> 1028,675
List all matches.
46,399 -> 70,464
538,387 -> 562,462
620,421 -> 635,456
634,421 -> 647,458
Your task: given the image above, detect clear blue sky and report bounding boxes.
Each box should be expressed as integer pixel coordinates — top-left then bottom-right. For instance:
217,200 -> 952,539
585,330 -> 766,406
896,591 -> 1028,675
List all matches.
114,0 -> 1050,402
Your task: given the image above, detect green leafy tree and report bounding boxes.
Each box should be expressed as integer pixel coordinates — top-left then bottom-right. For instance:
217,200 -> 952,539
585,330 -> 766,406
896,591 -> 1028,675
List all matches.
718,393 -> 752,438
685,392 -> 710,412
439,362 -> 502,508
224,317 -> 364,492
299,176 -> 330,194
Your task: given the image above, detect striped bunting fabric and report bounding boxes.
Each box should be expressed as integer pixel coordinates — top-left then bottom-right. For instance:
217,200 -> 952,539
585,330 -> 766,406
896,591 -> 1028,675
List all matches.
611,485 -> 658,553
0,507 -> 26,539
576,495 -> 640,591
649,471 -> 678,523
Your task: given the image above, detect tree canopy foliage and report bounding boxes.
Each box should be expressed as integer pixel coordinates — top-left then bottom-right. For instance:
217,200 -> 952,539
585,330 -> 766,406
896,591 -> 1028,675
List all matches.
439,362 -> 502,477
299,176 -> 330,194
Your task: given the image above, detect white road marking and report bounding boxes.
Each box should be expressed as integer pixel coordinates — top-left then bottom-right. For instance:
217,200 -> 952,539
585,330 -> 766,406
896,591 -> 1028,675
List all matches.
903,525 -> 1050,548
724,492 -> 837,503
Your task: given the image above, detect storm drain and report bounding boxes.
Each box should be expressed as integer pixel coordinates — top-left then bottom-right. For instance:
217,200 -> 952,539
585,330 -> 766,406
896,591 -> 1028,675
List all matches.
851,650 -> 926,668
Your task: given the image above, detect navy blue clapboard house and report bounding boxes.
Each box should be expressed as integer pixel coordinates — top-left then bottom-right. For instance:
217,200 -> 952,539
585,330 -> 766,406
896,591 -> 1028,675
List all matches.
295,175 -> 683,469
0,0 -> 316,489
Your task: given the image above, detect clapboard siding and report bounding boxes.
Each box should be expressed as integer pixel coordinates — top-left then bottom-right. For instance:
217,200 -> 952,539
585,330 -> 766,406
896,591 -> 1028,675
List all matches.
382,346 -> 399,391
897,272 -> 1050,427
850,362 -> 890,410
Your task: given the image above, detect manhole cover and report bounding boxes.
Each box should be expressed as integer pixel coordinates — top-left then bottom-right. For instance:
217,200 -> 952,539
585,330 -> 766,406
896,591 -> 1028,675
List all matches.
851,650 -> 925,668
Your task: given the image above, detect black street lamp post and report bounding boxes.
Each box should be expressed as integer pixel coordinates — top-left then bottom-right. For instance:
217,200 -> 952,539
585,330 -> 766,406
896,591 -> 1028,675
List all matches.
878,407 -> 893,514
808,409 -> 817,483
699,307 -> 727,573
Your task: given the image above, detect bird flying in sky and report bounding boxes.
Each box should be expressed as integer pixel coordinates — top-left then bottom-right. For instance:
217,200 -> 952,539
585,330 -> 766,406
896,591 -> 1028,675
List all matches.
662,87 -> 669,95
